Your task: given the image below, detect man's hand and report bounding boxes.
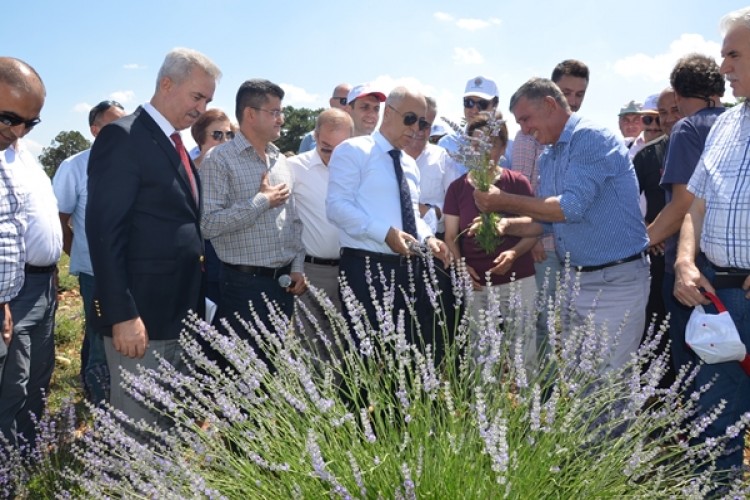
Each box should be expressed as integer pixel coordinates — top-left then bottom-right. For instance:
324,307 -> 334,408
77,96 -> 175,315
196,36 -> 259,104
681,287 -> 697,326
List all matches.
473,184 -> 503,213
287,271 -> 307,295
530,240 -> 546,263
426,236 -> 453,268
2,304 -> 12,347
259,171 -> 290,208
466,265 -> 483,290
112,317 -> 148,359
490,250 -> 517,276
385,226 -> 417,256
673,261 -> 712,307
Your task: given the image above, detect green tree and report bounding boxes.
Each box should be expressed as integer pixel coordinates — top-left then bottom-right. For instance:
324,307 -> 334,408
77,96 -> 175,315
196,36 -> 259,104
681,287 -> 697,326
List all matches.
39,130 -> 91,178
275,105 -> 323,155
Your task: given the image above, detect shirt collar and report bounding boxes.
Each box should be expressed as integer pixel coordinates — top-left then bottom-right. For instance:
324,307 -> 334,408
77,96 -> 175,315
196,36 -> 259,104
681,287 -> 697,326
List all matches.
234,129 -> 280,160
373,130 -> 397,154
142,102 -> 178,138
556,112 -> 581,146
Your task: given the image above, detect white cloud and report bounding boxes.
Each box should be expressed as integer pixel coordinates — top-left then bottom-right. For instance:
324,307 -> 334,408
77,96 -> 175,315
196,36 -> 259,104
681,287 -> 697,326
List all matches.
613,34 -> 722,82
434,12 -> 501,31
110,90 -> 136,104
123,63 -> 145,70
452,47 -> 484,65
280,83 -> 319,105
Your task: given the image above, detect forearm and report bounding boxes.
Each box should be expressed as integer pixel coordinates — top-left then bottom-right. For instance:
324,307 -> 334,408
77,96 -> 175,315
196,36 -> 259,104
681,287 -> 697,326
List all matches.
493,192 -> 565,222
675,198 -> 705,267
511,236 -> 538,256
500,217 -> 544,237
647,185 -> 694,246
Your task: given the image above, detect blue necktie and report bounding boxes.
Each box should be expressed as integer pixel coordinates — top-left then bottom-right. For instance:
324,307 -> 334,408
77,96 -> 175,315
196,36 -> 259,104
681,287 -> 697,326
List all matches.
388,149 -> 418,239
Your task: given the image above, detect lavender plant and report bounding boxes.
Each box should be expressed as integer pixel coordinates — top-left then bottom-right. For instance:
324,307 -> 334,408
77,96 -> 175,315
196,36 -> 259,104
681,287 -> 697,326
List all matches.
58,257 -> 750,498
443,116 -> 504,254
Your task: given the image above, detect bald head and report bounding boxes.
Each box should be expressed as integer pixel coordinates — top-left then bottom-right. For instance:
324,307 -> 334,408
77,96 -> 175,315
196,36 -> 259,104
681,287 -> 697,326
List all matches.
329,83 -> 352,110
0,57 -> 46,151
314,108 -> 354,165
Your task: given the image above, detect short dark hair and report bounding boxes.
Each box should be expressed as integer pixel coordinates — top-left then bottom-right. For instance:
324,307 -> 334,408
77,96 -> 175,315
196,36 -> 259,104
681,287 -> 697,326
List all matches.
551,59 -> 589,84
466,110 -> 509,149
190,108 -> 233,147
670,53 -> 725,103
88,100 -> 124,127
509,78 -> 570,113
235,79 -> 285,123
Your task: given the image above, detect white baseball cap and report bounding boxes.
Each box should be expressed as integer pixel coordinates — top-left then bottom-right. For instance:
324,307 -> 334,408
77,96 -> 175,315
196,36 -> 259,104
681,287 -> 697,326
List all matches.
463,76 -> 499,100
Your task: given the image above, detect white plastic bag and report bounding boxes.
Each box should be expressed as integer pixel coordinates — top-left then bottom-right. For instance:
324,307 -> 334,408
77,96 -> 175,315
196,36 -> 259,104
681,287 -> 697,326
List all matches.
686,291 -> 746,364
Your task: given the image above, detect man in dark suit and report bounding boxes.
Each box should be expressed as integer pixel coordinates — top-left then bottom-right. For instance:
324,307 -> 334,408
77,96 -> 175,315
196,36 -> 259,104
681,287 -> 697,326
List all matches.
86,47 -> 221,427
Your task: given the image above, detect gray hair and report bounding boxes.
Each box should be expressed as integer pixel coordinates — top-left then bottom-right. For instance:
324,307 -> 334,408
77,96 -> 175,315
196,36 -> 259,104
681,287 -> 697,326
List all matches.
425,96 -> 437,115
509,78 -> 570,113
385,86 -> 410,108
155,47 -> 221,91
720,7 -> 750,35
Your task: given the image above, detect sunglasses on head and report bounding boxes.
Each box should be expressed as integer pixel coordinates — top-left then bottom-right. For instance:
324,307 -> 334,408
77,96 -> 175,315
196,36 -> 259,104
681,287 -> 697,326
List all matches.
463,97 -> 491,110
210,130 -> 235,141
387,105 -> 430,131
0,111 -> 41,130
641,115 -> 660,126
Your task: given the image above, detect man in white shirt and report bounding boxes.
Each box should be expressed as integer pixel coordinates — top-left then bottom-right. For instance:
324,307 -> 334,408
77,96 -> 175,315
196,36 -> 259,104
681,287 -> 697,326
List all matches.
52,100 -> 125,405
0,57 -> 44,393
288,108 -> 353,341
327,86 -> 451,352
0,139 -> 62,447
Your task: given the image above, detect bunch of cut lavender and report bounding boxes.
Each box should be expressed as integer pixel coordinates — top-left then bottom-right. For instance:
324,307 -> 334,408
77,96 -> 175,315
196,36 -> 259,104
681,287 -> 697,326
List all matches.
443,116 -> 505,254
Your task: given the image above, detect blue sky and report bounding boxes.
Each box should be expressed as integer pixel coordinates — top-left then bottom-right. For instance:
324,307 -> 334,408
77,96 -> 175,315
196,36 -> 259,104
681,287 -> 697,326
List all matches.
6,0 -> 739,157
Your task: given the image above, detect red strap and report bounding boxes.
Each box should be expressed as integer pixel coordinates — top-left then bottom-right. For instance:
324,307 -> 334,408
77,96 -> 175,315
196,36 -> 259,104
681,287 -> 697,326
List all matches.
702,291 -> 727,313
741,354 -> 750,376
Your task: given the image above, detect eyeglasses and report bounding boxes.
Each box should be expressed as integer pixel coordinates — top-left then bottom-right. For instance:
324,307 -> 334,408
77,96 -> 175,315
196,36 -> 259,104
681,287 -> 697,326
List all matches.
0,112 -> 41,130
89,100 -> 123,126
387,105 -> 430,131
251,107 -> 284,119
210,130 -> 235,141
641,115 -> 660,126
463,97 -> 491,111
335,97 -> 348,106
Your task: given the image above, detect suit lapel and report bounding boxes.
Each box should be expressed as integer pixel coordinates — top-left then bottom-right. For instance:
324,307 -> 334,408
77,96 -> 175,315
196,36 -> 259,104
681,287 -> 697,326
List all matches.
137,108 -> 201,215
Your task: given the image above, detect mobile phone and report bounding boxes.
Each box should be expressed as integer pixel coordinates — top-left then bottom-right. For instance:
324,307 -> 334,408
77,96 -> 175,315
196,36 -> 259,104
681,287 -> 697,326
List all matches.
713,271 -> 748,289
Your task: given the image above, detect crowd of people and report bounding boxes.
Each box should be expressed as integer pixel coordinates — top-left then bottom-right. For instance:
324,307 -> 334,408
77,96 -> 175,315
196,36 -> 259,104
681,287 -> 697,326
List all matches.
0,4 -> 748,487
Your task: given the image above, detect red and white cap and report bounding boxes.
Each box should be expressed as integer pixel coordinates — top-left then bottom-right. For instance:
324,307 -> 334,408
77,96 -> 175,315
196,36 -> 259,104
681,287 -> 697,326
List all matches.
346,83 -> 386,105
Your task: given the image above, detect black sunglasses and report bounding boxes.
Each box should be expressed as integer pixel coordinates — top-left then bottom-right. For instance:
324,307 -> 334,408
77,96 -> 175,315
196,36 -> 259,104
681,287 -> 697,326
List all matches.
336,97 -> 348,106
463,97 -> 491,111
0,111 -> 41,130
387,105 -> 430,131
89,100 -> 124,126
641,115 -> 660,126
210,130 -> 235,141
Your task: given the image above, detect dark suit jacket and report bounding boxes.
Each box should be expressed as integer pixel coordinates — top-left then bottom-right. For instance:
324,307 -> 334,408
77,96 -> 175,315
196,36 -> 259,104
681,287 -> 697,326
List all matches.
86,106 -> 204,341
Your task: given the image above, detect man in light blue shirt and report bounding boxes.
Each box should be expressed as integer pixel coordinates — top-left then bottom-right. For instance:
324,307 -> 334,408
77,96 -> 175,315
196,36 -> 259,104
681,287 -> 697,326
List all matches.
474,77 -> 650,373
53,100 -> 125,405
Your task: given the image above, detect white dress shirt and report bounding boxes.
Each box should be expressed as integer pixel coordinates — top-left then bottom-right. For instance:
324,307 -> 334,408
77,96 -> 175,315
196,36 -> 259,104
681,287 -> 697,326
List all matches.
326,131 -> 433,254
288,149 -> 341,259
3,141 -> 62,267
415,143 -> 460,234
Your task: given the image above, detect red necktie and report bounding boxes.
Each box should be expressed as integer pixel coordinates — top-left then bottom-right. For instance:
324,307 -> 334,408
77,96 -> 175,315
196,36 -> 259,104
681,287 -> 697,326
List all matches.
170,132 -> 198,204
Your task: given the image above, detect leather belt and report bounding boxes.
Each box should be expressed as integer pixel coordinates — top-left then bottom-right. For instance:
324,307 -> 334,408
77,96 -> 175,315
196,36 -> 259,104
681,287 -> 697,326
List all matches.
574,252 -> 645,273
223,262 -> 292,279
341,247 -> 411,266
304,255 -> 340,266
708,262 -> 750,274
24,264 -> 56,274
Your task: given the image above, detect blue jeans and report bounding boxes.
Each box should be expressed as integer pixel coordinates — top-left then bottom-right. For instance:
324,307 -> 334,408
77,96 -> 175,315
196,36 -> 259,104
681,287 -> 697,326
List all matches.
79,272 -> 109,405
0,272 -> 56,447
215,264 -> 294,368
691,264 -> 750,480
662,272 -> 696,381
